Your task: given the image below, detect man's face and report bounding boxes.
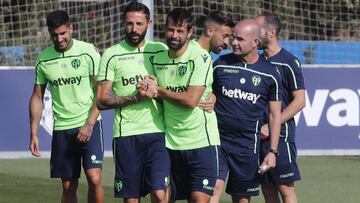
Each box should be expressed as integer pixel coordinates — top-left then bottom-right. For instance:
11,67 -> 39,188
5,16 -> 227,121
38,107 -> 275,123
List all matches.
231,25 -> 258,57
255,16 -> 270,50
49,24 -> 73,52
165,19 -> 192,51
209,25 -> 233,54
125,11 -> 149,46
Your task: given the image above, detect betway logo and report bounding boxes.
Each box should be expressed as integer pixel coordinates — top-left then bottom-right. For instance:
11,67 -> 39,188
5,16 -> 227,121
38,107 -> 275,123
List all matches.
166,85 -> 187,92
49,76 -> 81,86
295,88 -> 360,127
222,86 -> 260,104
122,75 -> 143,86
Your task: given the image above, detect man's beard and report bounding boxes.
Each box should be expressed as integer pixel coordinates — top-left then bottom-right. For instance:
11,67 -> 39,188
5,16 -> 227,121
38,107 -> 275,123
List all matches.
125,29 -> 147,46
166,38 -> 186,51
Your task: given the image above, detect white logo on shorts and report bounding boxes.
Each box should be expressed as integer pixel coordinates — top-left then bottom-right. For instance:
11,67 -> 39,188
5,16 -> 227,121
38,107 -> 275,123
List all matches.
202,179 -> 214,191
202,179 -> 209,186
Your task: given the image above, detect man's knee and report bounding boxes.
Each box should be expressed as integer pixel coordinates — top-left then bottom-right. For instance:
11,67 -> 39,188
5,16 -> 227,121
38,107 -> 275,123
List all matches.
277,182 -> 298,203
231,195 -> 250,203
62,179 -> 78,194
150,190 -> 166,202
85,168 -> 102,188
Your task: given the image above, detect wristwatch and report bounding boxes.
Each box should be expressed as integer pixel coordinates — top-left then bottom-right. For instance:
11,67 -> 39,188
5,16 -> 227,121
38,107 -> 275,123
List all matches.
268,148 -> 279,156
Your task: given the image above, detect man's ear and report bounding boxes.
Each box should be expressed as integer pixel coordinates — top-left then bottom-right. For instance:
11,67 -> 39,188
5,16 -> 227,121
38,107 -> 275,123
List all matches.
268,27 -> 276,39
206,26 -> 214,37
69,24 -> 73,34
253,38 -> 260,48
187,27 -> 193,39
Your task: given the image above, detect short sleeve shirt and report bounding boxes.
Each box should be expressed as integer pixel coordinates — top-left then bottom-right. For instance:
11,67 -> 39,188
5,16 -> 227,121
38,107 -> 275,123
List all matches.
35,39 -> 100,130
152,41 -> 220,150
97,40 -> 166,137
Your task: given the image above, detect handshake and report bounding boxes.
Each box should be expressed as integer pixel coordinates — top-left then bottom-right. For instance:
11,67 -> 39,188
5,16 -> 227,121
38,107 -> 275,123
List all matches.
136,75 -> 159,99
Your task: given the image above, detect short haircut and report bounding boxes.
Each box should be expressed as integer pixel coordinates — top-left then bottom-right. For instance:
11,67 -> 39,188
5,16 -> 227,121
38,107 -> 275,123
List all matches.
201,10 -> 235,29
123,1 -> 150,21
166,8 -> 193,31
46,10 -> 70,29
259,12 -> 282,36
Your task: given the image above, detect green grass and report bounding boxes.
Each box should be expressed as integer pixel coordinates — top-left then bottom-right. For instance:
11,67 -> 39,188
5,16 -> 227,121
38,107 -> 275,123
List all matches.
0,156 -> 359,203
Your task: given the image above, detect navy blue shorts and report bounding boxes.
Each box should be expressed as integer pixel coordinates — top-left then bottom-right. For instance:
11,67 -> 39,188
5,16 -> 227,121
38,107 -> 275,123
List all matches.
219,136 -> 260,197
260,140 -> 301,184
113,132 -> 170,198
50,120 -> 104,179
168,145 -> 219,200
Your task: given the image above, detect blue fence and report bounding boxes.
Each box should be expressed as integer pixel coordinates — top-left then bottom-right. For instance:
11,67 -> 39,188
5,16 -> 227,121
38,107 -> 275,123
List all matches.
0,67 -> 359,156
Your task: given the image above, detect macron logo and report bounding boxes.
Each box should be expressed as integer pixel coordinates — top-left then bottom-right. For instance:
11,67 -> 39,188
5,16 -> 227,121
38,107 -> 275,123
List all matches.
222,86 -> 260,104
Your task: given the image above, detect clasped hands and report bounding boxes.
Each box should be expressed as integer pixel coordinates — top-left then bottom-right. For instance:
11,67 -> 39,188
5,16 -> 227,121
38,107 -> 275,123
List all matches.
136,75 -> 159,99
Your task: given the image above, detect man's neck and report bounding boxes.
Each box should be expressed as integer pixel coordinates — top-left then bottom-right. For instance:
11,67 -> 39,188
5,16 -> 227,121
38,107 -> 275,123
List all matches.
197,35 -> 210,52
125,39 -> 145,48
240,51 -> 259,64
169,42 -> 189,58
264,40 -> 282,58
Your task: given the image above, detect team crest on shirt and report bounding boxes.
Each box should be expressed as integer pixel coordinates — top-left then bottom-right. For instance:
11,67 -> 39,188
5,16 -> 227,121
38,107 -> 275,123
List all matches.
71,59 -> 81,69
178,65 -> 187,77
252,75 -> 261,86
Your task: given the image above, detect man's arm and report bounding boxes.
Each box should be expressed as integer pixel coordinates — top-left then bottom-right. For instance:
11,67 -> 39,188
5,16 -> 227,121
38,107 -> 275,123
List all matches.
76,76 -> 102,143
261,89 -> 305,137
260,100 -> 281,170
157,85 -> 206,108
198,92 -> 216,113
96,80 -> 141,110
281,89 -> 305,123
29,84 -> 47,157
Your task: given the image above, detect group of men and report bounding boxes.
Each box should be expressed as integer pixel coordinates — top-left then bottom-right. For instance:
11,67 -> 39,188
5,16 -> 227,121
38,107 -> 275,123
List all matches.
29,1 -> 305,203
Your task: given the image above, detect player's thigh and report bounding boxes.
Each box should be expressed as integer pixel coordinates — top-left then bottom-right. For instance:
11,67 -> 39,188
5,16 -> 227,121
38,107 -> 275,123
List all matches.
188,146 -> 219,196
225,150 -> 260,197
144,133 -> 170,194
51,128 -> 81,179
167,146 -> 219,200
82,120 -> 104,170
113,135 -> 148,198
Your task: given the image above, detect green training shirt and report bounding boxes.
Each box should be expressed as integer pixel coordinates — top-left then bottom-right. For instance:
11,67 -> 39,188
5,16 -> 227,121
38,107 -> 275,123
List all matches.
97,40 -> 166,138
152,41 -> 220,150
35,39 -> 101,130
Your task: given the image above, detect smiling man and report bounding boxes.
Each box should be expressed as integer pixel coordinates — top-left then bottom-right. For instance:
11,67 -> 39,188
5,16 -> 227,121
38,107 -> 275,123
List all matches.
96,2 -> 169,203
29,10 -> 104,203
212,19 -> 282,203
145,8 -> 220,203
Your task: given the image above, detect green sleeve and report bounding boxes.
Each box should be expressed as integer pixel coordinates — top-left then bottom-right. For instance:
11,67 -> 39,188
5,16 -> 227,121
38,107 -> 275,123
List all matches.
97,49 -> 116,81
88,44 -> 101,76
35,59 -> 47,85
189,51 -> 213,86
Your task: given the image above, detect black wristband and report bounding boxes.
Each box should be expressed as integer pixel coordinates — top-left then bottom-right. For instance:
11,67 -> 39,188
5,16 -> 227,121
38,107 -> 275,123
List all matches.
268,148 -> 279,156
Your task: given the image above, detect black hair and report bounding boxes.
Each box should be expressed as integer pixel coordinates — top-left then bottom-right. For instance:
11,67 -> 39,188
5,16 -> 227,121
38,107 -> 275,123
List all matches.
259,12 -> 282,36
166,8 -> 193,31
46,10 -> 70,29
123,1 -> 150,21
200,10 -> 235,29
